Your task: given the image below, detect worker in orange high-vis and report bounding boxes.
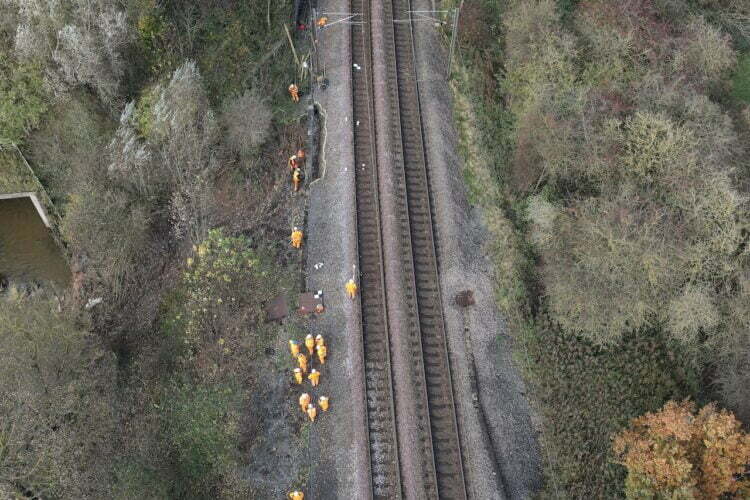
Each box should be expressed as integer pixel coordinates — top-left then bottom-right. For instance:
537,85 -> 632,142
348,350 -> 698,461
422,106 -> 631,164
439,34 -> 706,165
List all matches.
289,491 -> 304,500
289,339 -> 300,357
306,403 -> 317,422
317,16 -> 328,28
288,155 -> 299,171
292,167 -> 302,192
315,334 -> 325,348
293,367 -> 303,385
299,393 -> 311,413
316,343 -> 327,364
308,368 -> 320,387
305,334 -> 315,355
318,396 -> 329,411
291,227 -> 303,249
288,150 -> 306,171
345,278 -> 358,299
297,352 -> 308,373
288,83 -> 299,102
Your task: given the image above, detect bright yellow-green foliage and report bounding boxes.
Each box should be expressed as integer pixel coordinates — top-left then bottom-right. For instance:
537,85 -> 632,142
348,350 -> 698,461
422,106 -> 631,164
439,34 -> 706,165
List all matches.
176,229 -> 276,352
134,84 -> 160,139
613,400 -> 750,499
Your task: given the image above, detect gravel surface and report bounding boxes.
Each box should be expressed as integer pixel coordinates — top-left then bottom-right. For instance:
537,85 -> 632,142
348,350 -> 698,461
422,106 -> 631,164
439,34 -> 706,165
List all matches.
302,0 -> 373,498
287,0 -> 544,498
410,0 -> 544,498
244,325 -> 310,497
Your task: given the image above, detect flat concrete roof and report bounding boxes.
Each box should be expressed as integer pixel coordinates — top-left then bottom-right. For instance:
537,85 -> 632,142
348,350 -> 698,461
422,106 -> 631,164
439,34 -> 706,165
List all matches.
0,145 -> 58,230
0,192 -> 51,227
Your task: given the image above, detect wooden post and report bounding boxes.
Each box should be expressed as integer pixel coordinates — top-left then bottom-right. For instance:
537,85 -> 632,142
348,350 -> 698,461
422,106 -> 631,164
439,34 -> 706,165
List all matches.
284,23 -> 301,69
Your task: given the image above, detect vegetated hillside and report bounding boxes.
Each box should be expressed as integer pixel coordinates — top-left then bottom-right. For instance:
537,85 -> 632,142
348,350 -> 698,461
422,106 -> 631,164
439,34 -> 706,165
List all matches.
0,0 -> 299,498
448,0 -> 750,497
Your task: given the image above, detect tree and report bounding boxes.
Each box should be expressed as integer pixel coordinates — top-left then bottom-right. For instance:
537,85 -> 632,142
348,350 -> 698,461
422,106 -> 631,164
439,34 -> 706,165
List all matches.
533,110 -> 748,345
7,0 -> 131,106
105,61 -> 219,242
672,16 -> 736,90
145,60 -> 219,243
613,400 -> 750,499
0,292 -> 116,498
222,89 -> 272,159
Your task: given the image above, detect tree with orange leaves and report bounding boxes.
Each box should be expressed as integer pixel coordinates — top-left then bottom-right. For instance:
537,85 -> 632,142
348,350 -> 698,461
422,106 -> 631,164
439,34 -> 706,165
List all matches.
613,400 -> 750,499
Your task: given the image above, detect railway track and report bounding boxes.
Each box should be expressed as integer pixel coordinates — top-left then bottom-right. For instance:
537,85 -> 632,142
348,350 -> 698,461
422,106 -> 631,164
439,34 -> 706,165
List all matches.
350,0 -> 402,498
351,0 -> 467,498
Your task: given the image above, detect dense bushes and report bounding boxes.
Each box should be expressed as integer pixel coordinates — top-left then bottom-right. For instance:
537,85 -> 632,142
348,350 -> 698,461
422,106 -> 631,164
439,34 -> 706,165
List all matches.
159,381 -> 240,498
522,325 -> 699,497
4,0 -> 131,107
0,51 -> 47,144
0,0 -> 299,497
451,0 -> 750,496
168,229 -> 280,365
502,0 -> 750,404
131,0 -> 293,104
0,293 -> 116,498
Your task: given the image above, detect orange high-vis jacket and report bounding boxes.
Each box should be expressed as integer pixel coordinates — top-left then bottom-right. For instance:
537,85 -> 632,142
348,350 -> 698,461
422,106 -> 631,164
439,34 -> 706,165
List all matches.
306,404 -> 317,422
289,340 -> 300,357
319,396 -> 329,411
315,334 -> 325,348
289,491 -> 304,500
293,368 -> 303,385
288,84 -> 299,102
297,353 -> 308,373
345,279 -> 358,298
305,334 -> 315,354
308,369 -> 320,387
299,393 -> 311,411
316,344 -> 327,364
291,229 -> 303,248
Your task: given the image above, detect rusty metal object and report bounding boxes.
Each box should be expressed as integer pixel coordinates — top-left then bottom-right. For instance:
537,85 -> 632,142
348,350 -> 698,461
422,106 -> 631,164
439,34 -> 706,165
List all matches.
455,290 -> 475,308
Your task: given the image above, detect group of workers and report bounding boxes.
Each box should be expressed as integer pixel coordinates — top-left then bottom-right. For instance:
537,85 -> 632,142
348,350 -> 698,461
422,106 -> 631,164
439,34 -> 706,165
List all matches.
287,334 -> 329,499
289,333 -> 330,423
285,42 -> 361,493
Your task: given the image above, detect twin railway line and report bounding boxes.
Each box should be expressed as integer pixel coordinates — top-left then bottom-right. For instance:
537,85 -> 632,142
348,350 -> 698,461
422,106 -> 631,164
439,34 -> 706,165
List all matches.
350,0 -> 467,497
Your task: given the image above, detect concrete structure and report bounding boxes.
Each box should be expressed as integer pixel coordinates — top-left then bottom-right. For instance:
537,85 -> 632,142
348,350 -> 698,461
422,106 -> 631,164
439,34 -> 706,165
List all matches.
0,192 -> 51,227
